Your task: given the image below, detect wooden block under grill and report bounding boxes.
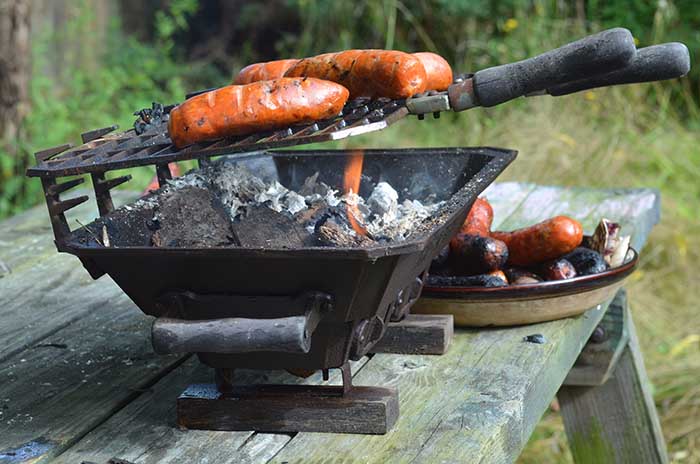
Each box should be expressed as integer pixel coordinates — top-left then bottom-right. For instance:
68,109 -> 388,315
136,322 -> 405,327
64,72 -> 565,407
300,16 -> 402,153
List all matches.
371,314 -> 453,355
177,383 -> 399,434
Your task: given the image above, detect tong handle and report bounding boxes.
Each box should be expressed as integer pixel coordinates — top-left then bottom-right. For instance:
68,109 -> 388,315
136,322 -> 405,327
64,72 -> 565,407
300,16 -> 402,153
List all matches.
466,28 -> 635,109
546,43 -> 691,96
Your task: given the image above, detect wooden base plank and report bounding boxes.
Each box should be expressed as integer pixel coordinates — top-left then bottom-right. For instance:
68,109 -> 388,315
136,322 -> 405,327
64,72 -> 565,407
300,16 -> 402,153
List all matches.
371,314 -> 453,355
0,303 -> 183,463
178,383 -> 399,435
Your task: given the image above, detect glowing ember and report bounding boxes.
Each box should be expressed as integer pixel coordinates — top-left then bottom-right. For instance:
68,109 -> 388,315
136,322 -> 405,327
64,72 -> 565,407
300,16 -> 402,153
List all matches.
342,150 -> 368,236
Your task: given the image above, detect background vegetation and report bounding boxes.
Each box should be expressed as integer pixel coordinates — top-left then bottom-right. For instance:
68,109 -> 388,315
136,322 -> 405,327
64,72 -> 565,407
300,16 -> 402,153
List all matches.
0,1 -> 698,462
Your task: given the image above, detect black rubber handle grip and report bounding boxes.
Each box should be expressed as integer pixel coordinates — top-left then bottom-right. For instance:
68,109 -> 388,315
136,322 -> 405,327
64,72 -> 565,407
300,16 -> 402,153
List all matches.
547,43 -> 691,96
472,28 -> 636,107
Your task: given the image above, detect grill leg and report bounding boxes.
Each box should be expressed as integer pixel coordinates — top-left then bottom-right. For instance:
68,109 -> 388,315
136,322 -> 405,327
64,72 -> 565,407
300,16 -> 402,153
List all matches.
340,362 -> 352,395
215,368 -> 235,396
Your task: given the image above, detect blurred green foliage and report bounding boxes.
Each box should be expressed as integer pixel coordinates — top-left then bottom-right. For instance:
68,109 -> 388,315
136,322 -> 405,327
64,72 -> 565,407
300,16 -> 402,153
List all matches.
0,0 -> 216,218
0,0 -> 698,219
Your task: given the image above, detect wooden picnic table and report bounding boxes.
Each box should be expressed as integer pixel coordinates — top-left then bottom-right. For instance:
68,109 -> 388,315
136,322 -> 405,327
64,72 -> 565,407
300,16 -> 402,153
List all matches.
0,182 -> 667,464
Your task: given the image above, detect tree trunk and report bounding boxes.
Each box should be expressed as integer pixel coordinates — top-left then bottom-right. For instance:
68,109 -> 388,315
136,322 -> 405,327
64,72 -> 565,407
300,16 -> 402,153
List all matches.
0,0 -> 31,147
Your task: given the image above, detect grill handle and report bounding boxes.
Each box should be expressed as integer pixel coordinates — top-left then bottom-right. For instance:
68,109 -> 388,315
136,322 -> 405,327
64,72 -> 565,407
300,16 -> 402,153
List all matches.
152,315 -> 314,354
452,27 -> 635,110
545,43 -> 690,96
151,291 -> 333,355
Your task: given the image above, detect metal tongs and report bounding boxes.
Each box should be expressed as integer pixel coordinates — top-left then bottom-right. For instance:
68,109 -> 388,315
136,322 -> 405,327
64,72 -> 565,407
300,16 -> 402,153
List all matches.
407,28 -> 690,115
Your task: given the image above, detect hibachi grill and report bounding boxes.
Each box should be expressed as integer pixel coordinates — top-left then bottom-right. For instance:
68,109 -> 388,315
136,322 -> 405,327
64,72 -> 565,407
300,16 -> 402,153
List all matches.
25,29 -> 689,434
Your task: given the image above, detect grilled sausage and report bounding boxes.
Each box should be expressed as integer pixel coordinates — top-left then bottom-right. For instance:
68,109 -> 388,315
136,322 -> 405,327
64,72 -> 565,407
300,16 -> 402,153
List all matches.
413,52 -> 453,91
540,258 -> 577,281
284,50 -> 427,99
492,216 -> 583,267
564,247 -> 608,276
168,78 -> 349,148
427,274 -> 508,288
449,233 -> 508,275
459,197 -> 493,236
233,59 -> 300,84
504,268 -> 544,285
488,269 -> 508,284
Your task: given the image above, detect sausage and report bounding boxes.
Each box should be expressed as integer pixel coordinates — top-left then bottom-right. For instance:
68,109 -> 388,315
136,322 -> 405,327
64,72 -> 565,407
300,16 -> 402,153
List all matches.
413,52 -> 453,91
284,50 -> 427,99
459,197 -> 493,236
427,274 -> 508,288
491,216 -> 583,267
449,233 -> 508,275
233,59 -> 300,84
564,247 -> 608,276
504,268 -> 543,285
168,78 -> 349,148
540,258 -> 577,281
488,269 -> 508,284
429,244 -> 451,274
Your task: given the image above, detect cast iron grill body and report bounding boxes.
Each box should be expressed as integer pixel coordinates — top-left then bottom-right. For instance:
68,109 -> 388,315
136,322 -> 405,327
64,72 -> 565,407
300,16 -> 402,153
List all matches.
28,109 -> 515,372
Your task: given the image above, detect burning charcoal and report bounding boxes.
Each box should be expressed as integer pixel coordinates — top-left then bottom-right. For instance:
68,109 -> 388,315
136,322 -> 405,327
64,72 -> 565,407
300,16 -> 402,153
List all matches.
152,186 -> 237,248
426,274 -> 508,288
564,247 -> 608,276
285,191 -> 307,215
368,182 -> 399,222
316,215 -> 373,247
234,205 -> 316,248
71,205 -> 156,248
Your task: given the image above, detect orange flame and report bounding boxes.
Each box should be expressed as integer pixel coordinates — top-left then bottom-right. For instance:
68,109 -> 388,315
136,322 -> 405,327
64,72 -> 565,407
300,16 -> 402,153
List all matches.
342,150 -> 367,236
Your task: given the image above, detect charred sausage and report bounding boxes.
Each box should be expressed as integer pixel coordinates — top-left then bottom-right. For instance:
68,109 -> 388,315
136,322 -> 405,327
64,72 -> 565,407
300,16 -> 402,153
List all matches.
491,216 -> 583,267
564,247 -> 608,275
488,269 -> 508,284
233,59 -> 300,84
449,233 -> 509,275
168,78 -> 349,148
427,274 -> 508,288
540,258 -> 577,281
284,50 -> 427,99
504,268 -> 544,285
459,197 -> 493,236
413,52 -> 453,91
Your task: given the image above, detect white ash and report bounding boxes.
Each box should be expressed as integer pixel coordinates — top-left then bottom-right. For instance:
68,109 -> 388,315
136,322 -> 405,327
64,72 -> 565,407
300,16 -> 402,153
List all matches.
138,162 -> 443,243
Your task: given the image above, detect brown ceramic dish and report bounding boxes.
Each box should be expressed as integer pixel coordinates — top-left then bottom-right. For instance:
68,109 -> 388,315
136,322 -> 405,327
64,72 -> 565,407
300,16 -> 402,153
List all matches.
412,247 -> 638,327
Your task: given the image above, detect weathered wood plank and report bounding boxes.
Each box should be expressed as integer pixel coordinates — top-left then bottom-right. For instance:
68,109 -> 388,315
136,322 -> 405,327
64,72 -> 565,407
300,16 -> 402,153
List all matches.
371,314 -> 453,355
558,292 -> 668,464
271,304 -> 612,463
0,190 -> 138,273
0,191 -> 140,363
481,182 -> 538,230
49,359 -> 291,464
51,360 -> 369,464
0,300 -> 183,463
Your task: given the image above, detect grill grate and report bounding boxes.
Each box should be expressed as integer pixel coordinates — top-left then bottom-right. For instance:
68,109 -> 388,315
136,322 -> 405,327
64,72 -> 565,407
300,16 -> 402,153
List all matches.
27,97 -> 409,178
